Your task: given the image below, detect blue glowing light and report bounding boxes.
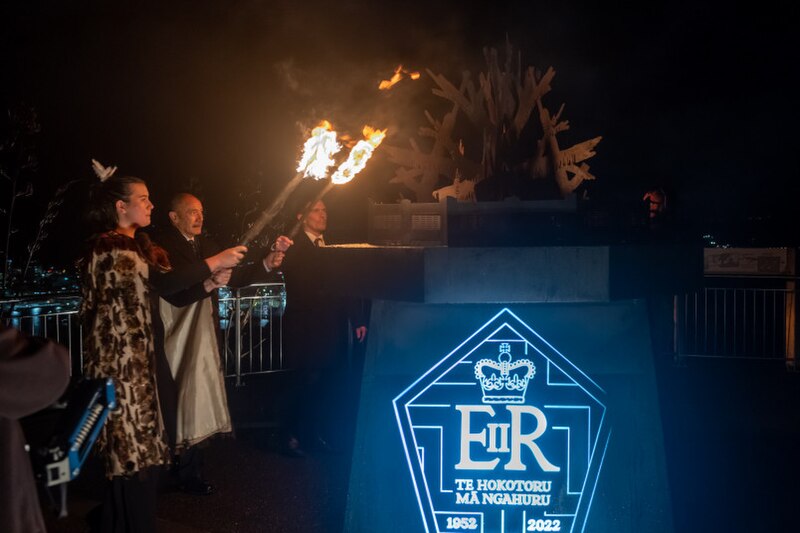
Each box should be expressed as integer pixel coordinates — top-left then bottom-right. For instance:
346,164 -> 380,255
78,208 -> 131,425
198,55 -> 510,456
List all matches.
393,308 -> 609,533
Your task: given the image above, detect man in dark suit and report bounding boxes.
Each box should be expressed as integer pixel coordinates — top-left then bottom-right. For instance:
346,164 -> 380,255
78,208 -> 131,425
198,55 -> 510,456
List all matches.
279,198 -> 367,456
153,192 -> 291,494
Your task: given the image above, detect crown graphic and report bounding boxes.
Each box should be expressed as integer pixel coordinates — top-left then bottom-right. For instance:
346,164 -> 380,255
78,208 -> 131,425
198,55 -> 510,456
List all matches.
474,343 -> 535,404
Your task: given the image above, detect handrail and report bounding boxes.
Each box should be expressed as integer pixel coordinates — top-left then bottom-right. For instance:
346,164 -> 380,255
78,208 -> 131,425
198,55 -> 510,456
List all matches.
1,284 -> 285,383
674,285 -> 796,366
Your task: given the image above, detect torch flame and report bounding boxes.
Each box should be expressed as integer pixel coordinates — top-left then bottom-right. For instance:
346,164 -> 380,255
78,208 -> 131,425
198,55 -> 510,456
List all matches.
379,65 -> 403,90
378,65 -> 421,90
330,126 -> 387,184
296,120 -> 342,179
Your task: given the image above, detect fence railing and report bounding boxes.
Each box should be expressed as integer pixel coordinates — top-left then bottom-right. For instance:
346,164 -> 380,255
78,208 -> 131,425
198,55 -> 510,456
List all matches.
219,283 -> 285,385
674,282 -> 796,365
1,295 -> 84,375
1,283 -> 286,384
7,279 -> 796,373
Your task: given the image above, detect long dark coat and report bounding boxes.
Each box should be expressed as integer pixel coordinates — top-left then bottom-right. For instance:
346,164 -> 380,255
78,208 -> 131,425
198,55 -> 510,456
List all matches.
280,233 -> 366,370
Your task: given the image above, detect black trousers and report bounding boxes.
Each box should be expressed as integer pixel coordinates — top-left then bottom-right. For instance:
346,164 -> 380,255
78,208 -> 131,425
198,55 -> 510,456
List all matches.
90,466 -> 160,533
175,443 -> 207,484
283,359 -> 363,450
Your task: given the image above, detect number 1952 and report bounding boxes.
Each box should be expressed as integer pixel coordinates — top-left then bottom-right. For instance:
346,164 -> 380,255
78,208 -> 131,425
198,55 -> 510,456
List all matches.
445,516 -> 478,530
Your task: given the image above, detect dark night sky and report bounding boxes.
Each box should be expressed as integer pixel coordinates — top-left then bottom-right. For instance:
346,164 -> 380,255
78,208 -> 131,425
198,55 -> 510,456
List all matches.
1,0 -> 798,267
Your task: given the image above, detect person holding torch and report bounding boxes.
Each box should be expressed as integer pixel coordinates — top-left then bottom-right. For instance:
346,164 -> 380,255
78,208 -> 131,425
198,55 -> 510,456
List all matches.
278,195 -> 368,457
80,172 -> 247,532
153,192 -> 292,495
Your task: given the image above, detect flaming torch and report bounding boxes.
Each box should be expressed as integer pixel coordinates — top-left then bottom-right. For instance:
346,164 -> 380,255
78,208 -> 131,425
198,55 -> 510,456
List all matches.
239,121 -> 341,246
289,125 -> 387,238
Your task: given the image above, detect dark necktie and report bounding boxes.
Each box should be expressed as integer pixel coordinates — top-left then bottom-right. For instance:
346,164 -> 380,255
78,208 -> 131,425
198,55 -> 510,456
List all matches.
189,239 -> 200,257
314,237 -> 322,247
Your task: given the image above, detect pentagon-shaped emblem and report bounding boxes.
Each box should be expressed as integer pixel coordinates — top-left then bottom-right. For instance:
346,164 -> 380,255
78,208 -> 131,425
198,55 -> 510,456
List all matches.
394,308 -> 609,532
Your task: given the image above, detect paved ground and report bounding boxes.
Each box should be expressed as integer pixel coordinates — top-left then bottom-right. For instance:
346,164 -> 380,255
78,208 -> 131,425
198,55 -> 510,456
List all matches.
37,371 -> 354,533
655,356 -> 800,533
40,426 -> 352,533
31,356 -> 800,533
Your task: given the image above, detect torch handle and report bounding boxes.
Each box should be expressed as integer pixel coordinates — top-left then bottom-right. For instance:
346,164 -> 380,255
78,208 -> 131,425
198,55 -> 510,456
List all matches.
287,181 -> 335,240
239,172 -> 305,246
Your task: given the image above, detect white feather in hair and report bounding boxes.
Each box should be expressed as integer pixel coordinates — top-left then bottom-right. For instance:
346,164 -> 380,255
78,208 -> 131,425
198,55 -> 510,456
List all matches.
91,158 -> 117,181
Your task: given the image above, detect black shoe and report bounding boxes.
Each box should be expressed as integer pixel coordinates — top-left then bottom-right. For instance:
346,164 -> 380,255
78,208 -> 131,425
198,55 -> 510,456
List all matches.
179,479 -> 215,496
281,436 -> 305,458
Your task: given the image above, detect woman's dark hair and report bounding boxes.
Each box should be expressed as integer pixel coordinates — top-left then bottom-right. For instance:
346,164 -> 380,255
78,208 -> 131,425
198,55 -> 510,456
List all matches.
85,175 -> 146,233
82,174 -> 169,269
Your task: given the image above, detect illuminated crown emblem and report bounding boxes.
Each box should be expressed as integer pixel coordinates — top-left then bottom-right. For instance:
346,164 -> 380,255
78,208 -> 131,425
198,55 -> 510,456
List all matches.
474,343 -> 535,404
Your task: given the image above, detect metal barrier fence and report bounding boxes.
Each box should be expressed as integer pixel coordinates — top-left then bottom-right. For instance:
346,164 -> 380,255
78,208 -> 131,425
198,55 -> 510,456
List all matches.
674,284 -> 796,364
1,283 -> 286,383
7,281 -> 795,371
0,295 -> 83,375
219,283 -> 285,385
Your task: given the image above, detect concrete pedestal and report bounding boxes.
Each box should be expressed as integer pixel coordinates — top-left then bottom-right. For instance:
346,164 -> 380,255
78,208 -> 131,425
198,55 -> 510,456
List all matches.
325,245 -> 698,533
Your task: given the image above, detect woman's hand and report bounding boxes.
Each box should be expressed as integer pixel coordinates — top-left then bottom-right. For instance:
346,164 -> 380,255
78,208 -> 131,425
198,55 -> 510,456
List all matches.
212,268 -> 233,286
204,268 -> 233,292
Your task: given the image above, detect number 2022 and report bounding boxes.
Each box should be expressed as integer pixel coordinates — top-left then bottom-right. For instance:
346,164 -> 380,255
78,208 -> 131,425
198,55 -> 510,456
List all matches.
446,516 -> 478,530
527,518 -> 561,531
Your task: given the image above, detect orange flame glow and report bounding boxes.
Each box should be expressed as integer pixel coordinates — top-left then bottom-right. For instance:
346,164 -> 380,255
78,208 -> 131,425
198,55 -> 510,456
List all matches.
330,126 -> 387,184
378,65 -> 420,90
296,120 -> 342,179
